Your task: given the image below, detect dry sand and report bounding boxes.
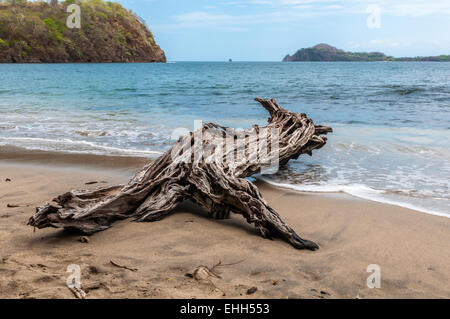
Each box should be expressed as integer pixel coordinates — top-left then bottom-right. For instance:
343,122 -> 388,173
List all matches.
0,150 -> 449,299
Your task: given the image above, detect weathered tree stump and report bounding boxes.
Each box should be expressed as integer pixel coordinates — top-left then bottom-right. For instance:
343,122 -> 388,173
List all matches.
28,98 -> 332,250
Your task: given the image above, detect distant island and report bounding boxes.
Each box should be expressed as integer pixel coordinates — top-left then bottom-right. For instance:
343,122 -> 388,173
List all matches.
283,44 -> 450,62
0,0 -> 166,63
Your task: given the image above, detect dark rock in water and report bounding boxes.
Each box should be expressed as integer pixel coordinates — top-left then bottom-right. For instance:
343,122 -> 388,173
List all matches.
0,1 -> 166,63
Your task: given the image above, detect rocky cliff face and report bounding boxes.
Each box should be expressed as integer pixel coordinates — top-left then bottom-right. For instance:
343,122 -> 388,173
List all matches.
0,1 -> 166,63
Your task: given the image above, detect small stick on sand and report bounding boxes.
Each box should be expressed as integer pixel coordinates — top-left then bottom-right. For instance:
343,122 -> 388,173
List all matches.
187,259 -> 245,280
7,203 -> 29,208
110,259 -> 138,272
69,287 -> 87,299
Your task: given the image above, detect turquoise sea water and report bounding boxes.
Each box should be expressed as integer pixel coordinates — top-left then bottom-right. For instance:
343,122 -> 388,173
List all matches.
0,62 -> 449,216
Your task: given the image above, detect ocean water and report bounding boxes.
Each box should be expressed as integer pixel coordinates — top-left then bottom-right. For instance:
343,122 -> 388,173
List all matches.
0,62 -> 449,217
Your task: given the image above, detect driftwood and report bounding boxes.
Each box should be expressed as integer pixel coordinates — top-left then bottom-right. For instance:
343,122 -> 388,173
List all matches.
110,260 -> 138,272
28,98 -> 332,250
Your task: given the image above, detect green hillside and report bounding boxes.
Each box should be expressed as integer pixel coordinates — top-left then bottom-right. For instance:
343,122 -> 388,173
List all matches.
283,44 -> 450,62
0,0 -> 166,63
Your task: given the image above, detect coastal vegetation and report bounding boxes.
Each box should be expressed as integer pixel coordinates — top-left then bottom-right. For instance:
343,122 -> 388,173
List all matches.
283,43 -> 450,62
0,0 -> 166,62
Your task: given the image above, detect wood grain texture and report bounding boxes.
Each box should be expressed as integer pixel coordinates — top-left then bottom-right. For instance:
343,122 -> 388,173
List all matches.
28,98 -> 332,250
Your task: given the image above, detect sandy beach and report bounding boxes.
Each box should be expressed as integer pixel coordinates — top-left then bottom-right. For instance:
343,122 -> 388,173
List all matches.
0,149 -> 449,299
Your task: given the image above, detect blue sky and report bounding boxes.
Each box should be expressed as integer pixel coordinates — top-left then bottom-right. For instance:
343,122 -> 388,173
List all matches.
118,0 -> 450,61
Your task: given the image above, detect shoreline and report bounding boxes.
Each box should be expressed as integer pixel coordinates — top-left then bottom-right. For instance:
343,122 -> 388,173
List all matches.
0,145 -> 151,172
1,145 -> 447,219
1,149 -> 450,298
259,178 -> 450,220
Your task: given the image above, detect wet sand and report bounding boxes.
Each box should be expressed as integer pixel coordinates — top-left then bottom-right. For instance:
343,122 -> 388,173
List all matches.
0,150 -> 449,299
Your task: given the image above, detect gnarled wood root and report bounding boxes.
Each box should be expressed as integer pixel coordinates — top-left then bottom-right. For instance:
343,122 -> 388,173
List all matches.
28,98 -> 332,250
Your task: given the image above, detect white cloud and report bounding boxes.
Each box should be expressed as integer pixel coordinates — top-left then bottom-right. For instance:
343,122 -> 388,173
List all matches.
349,38 -> 445,52
156,8 -> 318,31
175,12 -> 234,24
154,0 -> 450,31
369,39 -> 400,47
224,0 -> 450,16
